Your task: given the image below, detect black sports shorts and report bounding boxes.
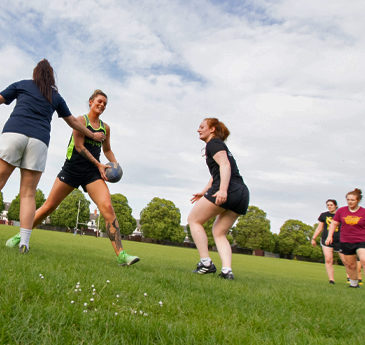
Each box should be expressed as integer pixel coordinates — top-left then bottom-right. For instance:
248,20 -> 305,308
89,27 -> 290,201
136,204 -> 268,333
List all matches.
340,242 -> 365,256
204,182 -> 249,215
320,238 -> 341,252
57,165 -> 102,192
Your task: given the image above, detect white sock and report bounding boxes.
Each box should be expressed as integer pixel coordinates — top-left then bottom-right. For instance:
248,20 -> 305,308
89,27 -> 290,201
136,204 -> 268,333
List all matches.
200,258 -> 212,267
350,279 -> 358,287
19,228 -> 32,248
221,267 -> 232,274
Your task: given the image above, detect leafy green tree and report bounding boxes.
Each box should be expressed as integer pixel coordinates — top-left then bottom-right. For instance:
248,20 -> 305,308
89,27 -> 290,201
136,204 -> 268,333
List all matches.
7,194 -> 20,221
0,191 -> 4,213
277,219 -> 312,257
50,189 -> 90,228
232,206 -> 275,252
140,197 -> 186,242
35,189 -> 46,209
186,217 -> 234,247
99,193 -> 136,235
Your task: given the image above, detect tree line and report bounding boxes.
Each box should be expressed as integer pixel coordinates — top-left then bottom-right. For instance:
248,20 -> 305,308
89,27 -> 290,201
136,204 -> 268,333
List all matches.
1,190 -> 329,261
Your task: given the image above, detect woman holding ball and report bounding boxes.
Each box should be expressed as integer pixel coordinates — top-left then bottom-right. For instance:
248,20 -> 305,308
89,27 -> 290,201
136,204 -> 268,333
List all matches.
188,118 -> 249,280
6,89 -> 139,266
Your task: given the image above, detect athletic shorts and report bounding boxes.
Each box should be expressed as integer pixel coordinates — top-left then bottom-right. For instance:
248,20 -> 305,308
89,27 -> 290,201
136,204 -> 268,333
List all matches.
57,165 -> 102,192
204,183 -> 249,215
340,242 -> 365,256
0,132 -> 47,172
320,238 -> 341,252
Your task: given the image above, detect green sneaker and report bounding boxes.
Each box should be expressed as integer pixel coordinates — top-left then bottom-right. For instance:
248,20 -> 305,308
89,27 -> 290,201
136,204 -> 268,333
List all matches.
117,251 -> 140,266
6,233 -> 21,248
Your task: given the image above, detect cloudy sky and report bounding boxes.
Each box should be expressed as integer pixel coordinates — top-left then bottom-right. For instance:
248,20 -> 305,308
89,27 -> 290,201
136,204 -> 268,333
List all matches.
0,0 -> 364,233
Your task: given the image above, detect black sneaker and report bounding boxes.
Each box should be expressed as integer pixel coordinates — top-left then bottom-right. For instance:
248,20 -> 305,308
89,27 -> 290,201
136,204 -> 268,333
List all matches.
192,261 -> 217,274
218,271 -> 234,280
19,245 -> 29,254
329,280 -> 335,284
348,284 -> 360,288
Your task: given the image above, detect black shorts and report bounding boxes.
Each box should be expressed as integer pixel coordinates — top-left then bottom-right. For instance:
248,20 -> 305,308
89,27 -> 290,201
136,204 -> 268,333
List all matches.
340,242 -> 365,256
204,183 -> 249,215
57,165 -> 102,192
320,238 -> 341,252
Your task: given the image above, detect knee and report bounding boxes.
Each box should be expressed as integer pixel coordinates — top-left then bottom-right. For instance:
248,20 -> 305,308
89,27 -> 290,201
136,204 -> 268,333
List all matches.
347,262 -> 357,270
325,257 -> 333,265
100,203 -> 115,221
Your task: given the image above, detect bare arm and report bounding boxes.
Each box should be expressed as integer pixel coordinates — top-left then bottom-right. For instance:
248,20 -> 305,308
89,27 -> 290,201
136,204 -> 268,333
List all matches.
211,150 -> 231,206
63,115 -> 106,142
0,95 -> 5,105
102,123 -> 117,163
325,220 -> 340,245
191,177 -> 213,204
72,116 -> 109,180
311,222 -> 324,247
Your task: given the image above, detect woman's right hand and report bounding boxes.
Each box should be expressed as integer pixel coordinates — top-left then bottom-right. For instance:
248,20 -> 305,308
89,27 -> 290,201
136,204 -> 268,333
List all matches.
191,192 -> 204,204
311,238 -> 317,247
97,163 -> 110,181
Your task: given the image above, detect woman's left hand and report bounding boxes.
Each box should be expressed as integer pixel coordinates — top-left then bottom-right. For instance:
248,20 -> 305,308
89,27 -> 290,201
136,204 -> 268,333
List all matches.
212,190 -> 227,206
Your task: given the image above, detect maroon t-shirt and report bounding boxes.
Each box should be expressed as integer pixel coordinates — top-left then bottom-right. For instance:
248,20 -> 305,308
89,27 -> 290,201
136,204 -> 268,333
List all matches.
333,206 -> 365,243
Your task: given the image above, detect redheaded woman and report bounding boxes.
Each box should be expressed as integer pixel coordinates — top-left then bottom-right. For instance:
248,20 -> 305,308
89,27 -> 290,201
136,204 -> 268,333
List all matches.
188,118 -> 249,280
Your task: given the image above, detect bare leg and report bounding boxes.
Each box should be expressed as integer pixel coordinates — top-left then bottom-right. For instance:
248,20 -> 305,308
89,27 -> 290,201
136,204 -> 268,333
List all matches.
19,168 -> 42,229
322,246 -> 335,282
212,210 -> 239,268
357,249 -> 365,281
33,178 -> 75,228
187,197 -> 225,259
344,254 -> 358,280
0,159 -> 16,191
86,180 -> 122,256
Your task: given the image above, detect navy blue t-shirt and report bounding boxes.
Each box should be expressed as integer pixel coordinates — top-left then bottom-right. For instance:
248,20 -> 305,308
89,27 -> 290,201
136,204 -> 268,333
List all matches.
0,80 -> 72,146
205,138 -> 244,189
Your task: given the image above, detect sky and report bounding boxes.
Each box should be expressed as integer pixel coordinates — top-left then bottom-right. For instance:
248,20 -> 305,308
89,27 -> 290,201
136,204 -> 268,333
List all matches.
0,0 -> 364,233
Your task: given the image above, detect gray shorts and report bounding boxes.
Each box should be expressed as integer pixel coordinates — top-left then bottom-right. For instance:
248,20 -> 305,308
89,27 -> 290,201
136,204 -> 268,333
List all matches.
0,133 -> 48,172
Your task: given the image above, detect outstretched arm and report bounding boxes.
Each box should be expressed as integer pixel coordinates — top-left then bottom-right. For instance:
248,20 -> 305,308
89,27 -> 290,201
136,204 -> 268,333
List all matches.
191,177 -> 213,204
0,95 -> 5,105
63,115 -> 106,143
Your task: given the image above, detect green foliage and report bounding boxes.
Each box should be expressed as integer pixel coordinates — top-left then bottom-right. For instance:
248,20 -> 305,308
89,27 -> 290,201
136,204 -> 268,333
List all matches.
232,206 -> 275,252
0,191 -> 4,213
99,193 -> 136,234
277,219 -> 312,255
140,197 -> 186,242
7,189 -> 46,222
50,189 -> 90,228
35,189 -> 46,209
7,194 -> 20,221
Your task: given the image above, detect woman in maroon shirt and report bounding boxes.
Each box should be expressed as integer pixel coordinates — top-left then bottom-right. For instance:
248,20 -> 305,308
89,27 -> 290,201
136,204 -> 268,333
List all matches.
326,188 -> 365,288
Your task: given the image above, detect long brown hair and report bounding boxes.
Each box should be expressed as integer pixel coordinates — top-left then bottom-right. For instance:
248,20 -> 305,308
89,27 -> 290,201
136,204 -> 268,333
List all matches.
33,59 -> 57,103
204,118 -> 230,141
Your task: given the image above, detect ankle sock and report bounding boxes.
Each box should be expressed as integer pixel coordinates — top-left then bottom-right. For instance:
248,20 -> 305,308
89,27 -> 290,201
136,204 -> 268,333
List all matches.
19,228 -> 32,248
221,267 -> 232,274
200,258 -> 211,267
350,279 -> 358,287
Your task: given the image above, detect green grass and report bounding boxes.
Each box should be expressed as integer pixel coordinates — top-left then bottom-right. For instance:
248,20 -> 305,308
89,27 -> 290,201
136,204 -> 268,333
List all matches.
1,225 -> 364,345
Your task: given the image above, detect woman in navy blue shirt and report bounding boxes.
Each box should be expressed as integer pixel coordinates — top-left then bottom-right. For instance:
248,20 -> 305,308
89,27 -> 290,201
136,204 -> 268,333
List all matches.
0,59 -> 105,253
188,118 -> 249,279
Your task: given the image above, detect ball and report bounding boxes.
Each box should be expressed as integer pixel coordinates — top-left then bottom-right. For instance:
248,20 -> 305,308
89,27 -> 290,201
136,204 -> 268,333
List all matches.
105,162 -> 123,183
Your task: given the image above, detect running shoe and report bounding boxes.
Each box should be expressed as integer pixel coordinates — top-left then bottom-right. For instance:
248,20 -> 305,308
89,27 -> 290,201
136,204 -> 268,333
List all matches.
348,284 -> 360,288
5,233 -> 21,248
192,261 -> 217,274
329,280 -> 335,284
117,251 -> 140,266
218,271 -> 235,280
359,280 -> 363,285
19,245 -> 29,254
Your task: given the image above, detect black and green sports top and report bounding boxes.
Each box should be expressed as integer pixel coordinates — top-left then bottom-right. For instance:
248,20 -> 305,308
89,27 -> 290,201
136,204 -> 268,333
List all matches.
63,115 -> 106,173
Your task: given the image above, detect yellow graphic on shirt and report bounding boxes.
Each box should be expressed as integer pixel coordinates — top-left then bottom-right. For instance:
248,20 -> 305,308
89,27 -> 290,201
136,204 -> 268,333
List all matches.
343,216 -> 362,225
326,217 -> 339,232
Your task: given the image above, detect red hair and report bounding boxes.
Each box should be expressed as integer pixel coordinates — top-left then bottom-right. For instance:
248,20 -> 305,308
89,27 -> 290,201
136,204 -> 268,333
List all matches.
204,118 -> 230,141
346,188 -> 363,201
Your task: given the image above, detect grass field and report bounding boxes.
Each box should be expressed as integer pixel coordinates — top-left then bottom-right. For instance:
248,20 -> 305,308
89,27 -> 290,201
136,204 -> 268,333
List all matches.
1,225 -> 365,345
